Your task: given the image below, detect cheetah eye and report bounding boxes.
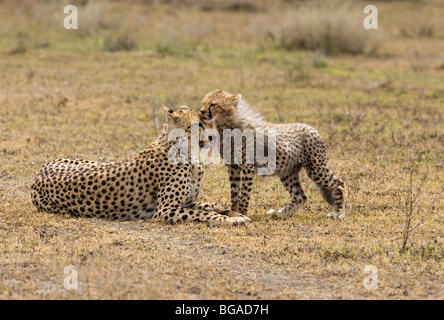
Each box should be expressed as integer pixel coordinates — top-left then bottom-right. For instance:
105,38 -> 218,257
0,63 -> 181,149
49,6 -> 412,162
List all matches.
209,103 -> 216,108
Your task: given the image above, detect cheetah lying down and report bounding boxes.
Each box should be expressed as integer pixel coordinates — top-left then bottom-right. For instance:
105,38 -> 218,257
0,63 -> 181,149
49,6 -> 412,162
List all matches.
31,106 -> 250,226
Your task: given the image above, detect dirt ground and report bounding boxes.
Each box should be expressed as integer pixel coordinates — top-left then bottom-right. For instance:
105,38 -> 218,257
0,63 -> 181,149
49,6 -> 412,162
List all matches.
0,0 -> 443,299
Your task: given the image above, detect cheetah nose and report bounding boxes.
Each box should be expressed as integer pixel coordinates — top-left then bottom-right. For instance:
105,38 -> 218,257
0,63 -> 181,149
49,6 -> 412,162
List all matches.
199,110 -> 206,117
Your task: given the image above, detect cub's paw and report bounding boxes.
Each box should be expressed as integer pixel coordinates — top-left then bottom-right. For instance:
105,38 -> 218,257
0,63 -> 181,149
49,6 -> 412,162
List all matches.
266,209 -> 288,218
327,211 -> 345,220
266,209 -> 282,215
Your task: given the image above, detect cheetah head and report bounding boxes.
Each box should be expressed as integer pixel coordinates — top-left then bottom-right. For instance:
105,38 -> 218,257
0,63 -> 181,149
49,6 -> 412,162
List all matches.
199,90 -> 241,125
163,105 -> 215,148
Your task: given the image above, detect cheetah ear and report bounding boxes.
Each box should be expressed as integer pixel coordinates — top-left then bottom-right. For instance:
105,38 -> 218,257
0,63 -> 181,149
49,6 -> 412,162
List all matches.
178,105 -> 191,112
233,94 -> 242,107
163,106 -> 178,120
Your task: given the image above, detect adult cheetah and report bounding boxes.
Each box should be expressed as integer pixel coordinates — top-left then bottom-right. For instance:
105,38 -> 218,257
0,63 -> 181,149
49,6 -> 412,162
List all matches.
199,90 -> 346,219
31,105 -> 250,226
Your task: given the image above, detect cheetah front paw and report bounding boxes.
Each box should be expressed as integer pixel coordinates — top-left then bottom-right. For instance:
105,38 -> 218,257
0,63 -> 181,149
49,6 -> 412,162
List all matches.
206,214 -> 251,227
211,204 -> 231,215
266,208 -> 294,217
225,215 -> 251,226
327,211 -> 345,220
266,209 -> 282,215
226,211 -> 246,218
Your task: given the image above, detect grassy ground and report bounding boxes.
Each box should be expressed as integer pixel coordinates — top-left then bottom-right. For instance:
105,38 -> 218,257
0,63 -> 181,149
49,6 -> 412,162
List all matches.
0,0 -> 443,299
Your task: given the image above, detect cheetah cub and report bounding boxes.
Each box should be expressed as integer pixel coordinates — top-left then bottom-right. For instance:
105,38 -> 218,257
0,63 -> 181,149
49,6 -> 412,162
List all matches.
199,90 -> 346,219
31,106 -> 250,226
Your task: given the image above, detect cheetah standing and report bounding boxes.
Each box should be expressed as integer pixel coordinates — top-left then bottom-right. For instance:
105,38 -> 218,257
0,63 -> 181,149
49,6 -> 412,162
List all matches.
199,90 -> 346,219
31,106 -> 250,226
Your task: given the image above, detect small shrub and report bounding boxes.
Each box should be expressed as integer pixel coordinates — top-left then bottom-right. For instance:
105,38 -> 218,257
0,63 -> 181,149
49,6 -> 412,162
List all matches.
9,32 -> 31,55
285,56 -> 311,83
200,0 -> 259,12
415,241 -> 443,261
224,2 -> 259,13
103,33 -> 137,52
155,42 -> 175,56
310,52 -> 328,68
401,19 -> 439,38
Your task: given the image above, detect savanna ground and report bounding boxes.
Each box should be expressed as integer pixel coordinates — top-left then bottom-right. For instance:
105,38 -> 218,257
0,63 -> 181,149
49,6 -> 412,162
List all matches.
0,0 -> 443,300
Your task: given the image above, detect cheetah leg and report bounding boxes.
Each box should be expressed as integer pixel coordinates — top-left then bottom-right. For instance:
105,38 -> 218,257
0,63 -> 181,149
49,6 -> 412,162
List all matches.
185,203 -> 244,217
237,165 -> 255,216
267,168 -> 307,217
306,164 -> 346,220
187,203 -> 229,214
155,205 -> 250,226
156,184 -> 250,225
228,165 -> 242,212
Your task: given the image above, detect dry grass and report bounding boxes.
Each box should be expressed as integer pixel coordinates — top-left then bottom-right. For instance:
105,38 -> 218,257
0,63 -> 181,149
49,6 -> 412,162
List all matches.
253,1 -> 385,55
1,0 -> 444,300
